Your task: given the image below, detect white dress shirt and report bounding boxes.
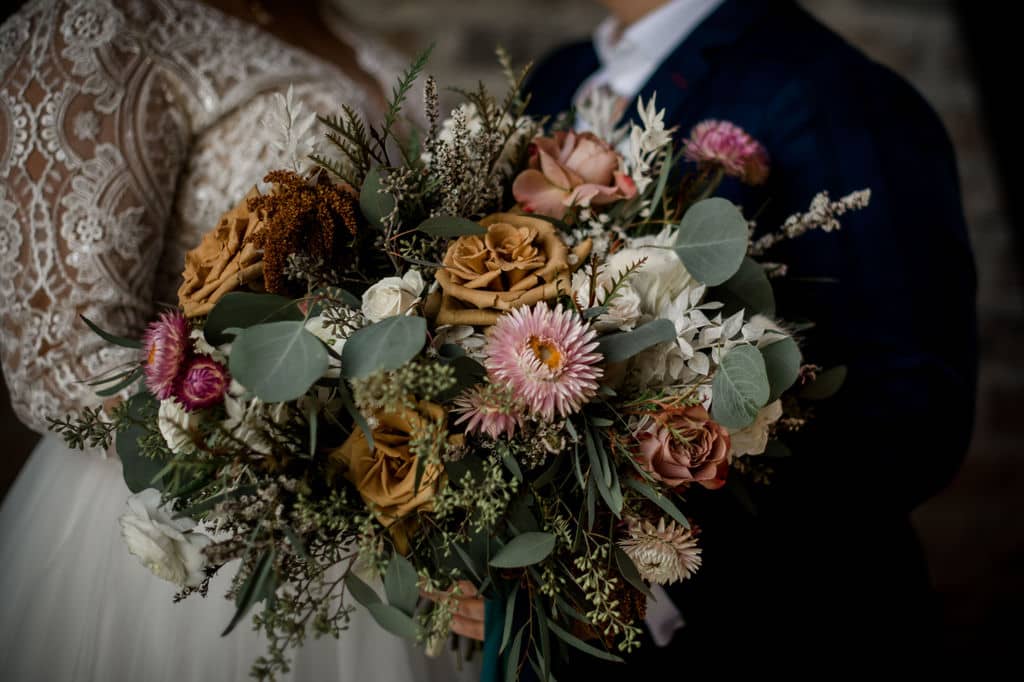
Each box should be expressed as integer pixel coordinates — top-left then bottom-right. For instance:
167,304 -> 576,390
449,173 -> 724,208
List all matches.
575,0 -> 725,107
572,0 -> 726,648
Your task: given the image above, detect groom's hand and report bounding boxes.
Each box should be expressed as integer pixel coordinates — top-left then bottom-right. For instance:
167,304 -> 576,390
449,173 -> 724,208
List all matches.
420,580 -> 485,641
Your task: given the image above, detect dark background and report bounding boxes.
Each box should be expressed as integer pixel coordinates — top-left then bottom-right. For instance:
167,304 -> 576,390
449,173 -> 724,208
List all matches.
2,0 -> 1021,663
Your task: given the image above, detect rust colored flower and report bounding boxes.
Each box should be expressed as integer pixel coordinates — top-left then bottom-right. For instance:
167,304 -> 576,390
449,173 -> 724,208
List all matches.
246,170 -> 360,296
330,401 -> 460,554
434,213 -> 592,326
635,405 -> 730,489
177,188 -> 267,318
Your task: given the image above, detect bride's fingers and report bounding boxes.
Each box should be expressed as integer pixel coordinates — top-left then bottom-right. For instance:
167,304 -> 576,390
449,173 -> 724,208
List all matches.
451,614 -> 485,641
456,580 -> 478,597
454,595 -> 484,621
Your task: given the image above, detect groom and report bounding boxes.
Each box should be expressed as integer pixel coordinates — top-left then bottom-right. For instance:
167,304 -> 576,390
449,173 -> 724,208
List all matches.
517,0 -> 977,671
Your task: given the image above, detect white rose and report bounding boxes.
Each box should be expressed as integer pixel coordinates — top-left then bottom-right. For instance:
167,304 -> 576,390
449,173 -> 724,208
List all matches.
361,270 -> 424,323
158,399 -> 199,454
609,227 -> 694,314
119,488 -> 210,587
571,268 -> 642,332
728,400 -> 783,458
432,324 -> 488,363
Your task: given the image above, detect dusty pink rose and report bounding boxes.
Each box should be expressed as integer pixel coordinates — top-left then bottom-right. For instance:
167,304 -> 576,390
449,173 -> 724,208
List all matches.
683,120 -> 770,185
635,405 -> 730,490
512,131 -> 637,218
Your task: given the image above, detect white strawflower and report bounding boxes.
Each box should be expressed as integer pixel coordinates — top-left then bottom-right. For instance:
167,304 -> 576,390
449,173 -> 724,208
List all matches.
361,269 -> 424,323
221,381 -> 289,455
157,399 -> 199,455
729,400 -> 783,458
119,489 -> 210,587
619,517 -> 701,585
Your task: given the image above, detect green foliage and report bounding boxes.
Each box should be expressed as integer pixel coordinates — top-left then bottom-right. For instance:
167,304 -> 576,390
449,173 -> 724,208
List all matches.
716,257 -> 776,317
760,336 -> 802,401
489,532 -> 556,568
229,321 -> 329,403
595,319 -> 677,363
341,316 -> 427,379
416,215 -> 487,237
673,197 -> 749,286
204,292 -> 302,345
710,344 -> 771,429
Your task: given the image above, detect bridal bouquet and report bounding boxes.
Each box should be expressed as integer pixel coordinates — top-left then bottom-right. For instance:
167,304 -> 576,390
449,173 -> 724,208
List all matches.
51,49 -> 866,680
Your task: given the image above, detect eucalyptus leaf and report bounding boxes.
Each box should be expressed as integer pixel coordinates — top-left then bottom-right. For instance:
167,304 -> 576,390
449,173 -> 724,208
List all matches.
229,321 -> 329,403
338,380 -> 373,451
81,315 -> 142,349
614,546 -> 655,600
711,344 -> 770,430
547,619 -> 625,663
596,319 -> 677,363
204,292 -> 302,345
416,215 -> 487,238
799,365 -> 848,400
341,316 -> 427,379
359,166 -> 397,229
717,257 -> 776,317
623,478 -> 690,529
502,454 -> 523,482
223,550 -> 275,636
95,367 -> 143,397
488,532 -> 556,568
673,197 -> 748,286
506,626 -> 525,681
501,590 -> 518,653
384,554 -> 419,616
118,393 -> 165,493
345,573 -> 383,608
760,336 -> 802,401
367,603 -> 419,639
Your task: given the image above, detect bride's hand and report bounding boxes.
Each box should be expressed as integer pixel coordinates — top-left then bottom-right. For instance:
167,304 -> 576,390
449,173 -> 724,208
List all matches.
420,580 -> 485,641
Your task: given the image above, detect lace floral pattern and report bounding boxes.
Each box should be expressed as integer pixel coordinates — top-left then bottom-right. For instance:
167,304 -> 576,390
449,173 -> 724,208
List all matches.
0,0 -> 390,433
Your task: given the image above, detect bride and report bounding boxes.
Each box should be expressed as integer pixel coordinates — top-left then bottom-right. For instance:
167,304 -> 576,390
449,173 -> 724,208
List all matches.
0,1 -> 481,680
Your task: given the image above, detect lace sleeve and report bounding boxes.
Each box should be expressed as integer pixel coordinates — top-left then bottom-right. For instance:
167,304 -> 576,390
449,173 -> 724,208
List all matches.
0,1 -> 191,433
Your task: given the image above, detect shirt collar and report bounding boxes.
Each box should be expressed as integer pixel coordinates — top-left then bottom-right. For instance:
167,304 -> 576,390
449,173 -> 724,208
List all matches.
592,0 -> 726,99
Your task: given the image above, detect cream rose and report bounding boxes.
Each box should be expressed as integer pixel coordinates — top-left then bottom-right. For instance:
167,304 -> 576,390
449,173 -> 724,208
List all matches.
119,488 -> 210,587
728,400 -> 783,458
607,227 -> 694,315
571,267 -> 642,332
361,270 -> 424,323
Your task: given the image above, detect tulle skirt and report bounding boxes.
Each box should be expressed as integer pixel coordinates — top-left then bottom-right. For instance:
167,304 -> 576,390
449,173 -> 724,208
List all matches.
0,435 -> 480,682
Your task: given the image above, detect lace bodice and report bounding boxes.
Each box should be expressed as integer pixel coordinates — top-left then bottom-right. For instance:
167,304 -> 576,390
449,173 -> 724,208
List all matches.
0,0 -> 396,433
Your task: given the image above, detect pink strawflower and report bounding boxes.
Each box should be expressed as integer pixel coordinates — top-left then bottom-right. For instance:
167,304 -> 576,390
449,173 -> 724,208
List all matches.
174,357 -> 230,411
683,120 -> 769,185
484,304 -> 603,420
142,310 -> 191,400
453,383 -> 523,440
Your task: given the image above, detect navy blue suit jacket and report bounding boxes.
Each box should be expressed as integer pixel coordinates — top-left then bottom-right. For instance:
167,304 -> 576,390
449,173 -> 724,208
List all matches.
526,0 -> 977,667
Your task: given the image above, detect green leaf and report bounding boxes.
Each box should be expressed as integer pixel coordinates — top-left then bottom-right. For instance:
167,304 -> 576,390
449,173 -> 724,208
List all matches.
505,626 -> 525,681
546,618 -> 625,663
384,554 -> 419,616
673,197 -> 748,286
623,478 -> 690,529
118,393 -> 165,494
452,541 -> 483,584
416,215 -> 487,238
500,589 -> 518,653
717,257 -> 776,317
502,454 -> 523,482
760,336 -> 802,401
711,344 -> 770,429
338,379 -> 373,451
345,573 -> 383,608
283,526 -> 310,562
223,550 -> 275,636
229,321 -> 329,402
596,318 -> 677,363
614,546 -> 655,600
341,316 -> 427,379
367,602 -> 419,639
360,166 -> 397,229
488,532 -> 556,568
799,365 -> 848,400
204,292 -> 302,345
94,367 -> 143,397
81,315 -> 142,349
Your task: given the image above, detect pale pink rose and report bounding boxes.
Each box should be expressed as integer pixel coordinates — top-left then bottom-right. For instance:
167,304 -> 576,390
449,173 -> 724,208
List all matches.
635,405 -> 730,489
512,131 -> 637,218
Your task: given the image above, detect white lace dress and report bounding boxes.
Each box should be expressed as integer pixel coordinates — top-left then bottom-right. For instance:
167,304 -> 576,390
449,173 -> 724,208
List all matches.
0,2 -> 478,680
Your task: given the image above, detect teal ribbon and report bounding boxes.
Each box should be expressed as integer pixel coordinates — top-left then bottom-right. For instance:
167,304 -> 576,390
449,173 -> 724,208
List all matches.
480,597 -> 505,682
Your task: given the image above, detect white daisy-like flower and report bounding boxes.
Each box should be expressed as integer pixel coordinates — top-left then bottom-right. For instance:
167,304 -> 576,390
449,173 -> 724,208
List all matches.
619,517 -> 701,585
